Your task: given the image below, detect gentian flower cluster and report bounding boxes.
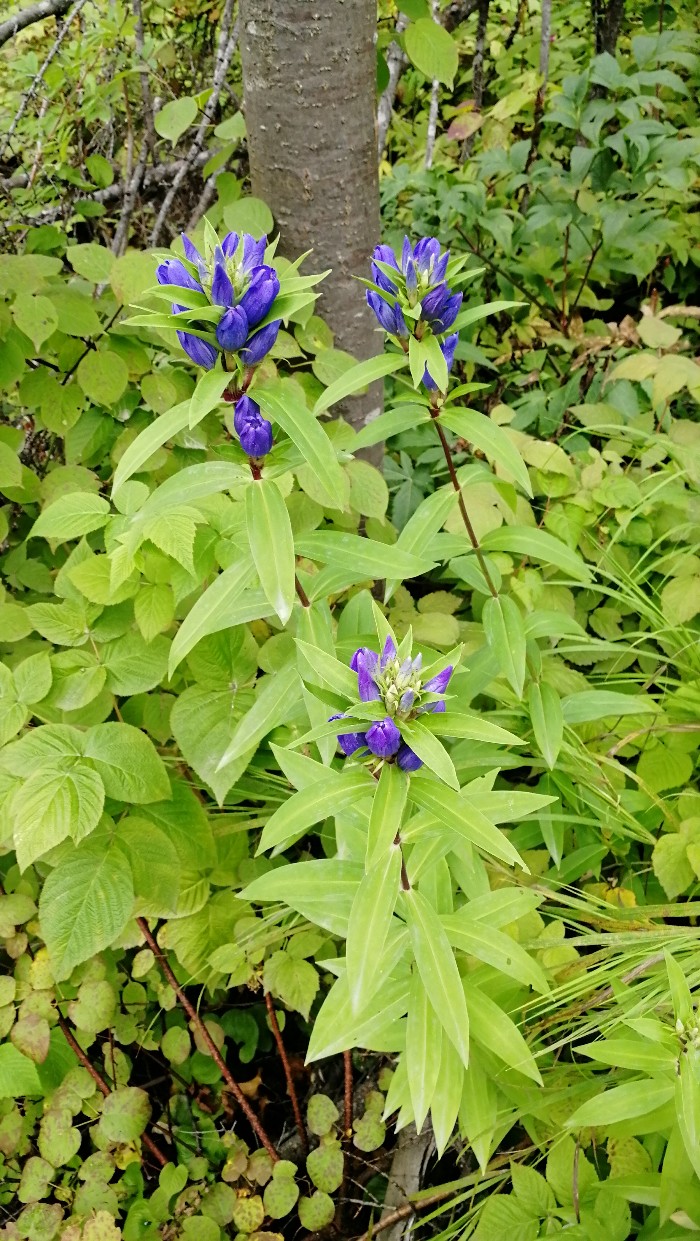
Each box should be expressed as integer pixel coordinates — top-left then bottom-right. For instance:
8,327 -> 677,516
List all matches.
156,231 -> 282,373
231,394 -> 273,459
333,637 -> 453,772
366,236 -> 462,391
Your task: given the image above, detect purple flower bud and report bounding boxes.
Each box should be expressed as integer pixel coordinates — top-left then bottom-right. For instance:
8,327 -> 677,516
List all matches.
211,260 -> 234,308
242,234 -> 267,272
181,233 -> 204,266
371,244 -> 400,293
366,290 -> 407,337
240,319 -> 281,365
413,238 -> 446,279
233,394 -> 261,436
423,665 -> 453,695
401,237 -> 413,275
216,305 -> 249,351
423,332 -> 459,391
221,231 -> 239,258
421,286 -> 462,333
176,330 -> 218,370
239,266 -> 280,328
397,743 -> 423,772
239,414 -> 273,458
338,731 -> 367,756
157,258 -> 202,292
380,636 -> 397,669
412,654 -> 423,673
350,647 -> 369,672
356,649 -> 380,702
399,690 -> 415,712
366,717 -> 402,759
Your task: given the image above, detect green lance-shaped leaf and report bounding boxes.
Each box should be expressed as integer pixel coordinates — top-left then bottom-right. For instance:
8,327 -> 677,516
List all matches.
677,1055 -> 700,1182
451,299 -> 525,333
480,526 -> 592,583
439,407 -> 532,496
404,888 -> 470,1067
256,382 -> 348,508
216,664 -> 299,770
257,770 -> 374,855
466,987 -> 542,1083
295,531 -> 435,581
483,594 -> 526,699
366,762 -> 409,868
346,844 -> 402,1013
353,404 -> 431,450
242,858 -> 363,938
406,972 -> 443,1132
442,913 -> 548,994
424,711 -> 523,747
314,352 -> 407,415
399,719 -> 459,790
188,367 -> 232,428
245,479 -> 296,625
137,461 -> 250,520
561,690 -> 657,725
112,401 -> 191,497
409,773 -> 527,870
566,1081 -> 674,1129
422,332 -> 449,393
168,556 -> 257,676
295,639 -> 359,699
528,682 -> 564,770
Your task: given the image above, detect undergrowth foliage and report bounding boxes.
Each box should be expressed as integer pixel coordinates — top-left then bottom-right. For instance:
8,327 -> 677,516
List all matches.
1,2 -> 700,1240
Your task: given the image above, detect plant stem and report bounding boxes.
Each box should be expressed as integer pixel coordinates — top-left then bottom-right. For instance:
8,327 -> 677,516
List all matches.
55,1012 -> 169,1168
432,417 -> 498,597
264,992 -> 308,1155
295,575 -> 311,607
137,917 -> 278,1161
343,1049 -> 353,1138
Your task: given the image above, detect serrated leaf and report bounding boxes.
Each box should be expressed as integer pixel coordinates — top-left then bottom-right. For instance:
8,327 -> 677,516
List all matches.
40,840 -> 134,980
31,493 -> 111,542
404,17 -> 459,85
12,761 -> 105,871
84,723 -> 170,803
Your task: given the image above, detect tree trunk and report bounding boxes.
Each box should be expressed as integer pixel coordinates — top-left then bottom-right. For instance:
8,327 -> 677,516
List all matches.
591,0 -> 626,55
239,0 -> 382,436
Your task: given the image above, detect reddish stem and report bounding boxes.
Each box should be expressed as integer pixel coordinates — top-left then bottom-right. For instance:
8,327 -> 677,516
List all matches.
265,992 -> 309,1154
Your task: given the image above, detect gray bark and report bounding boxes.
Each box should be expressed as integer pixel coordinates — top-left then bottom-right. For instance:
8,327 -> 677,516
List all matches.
592,0 -> 626,54
377,13 -> 409,160
239,0 -> 382,436
0,0 -> 71,47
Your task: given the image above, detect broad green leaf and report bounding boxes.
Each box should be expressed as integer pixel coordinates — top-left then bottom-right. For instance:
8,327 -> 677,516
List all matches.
12,762 -> 105,872
138,461 -> 249,519
404,888 -> 470,1066
295,531 -> 434,580
404,17 -> 458,85
313,353 -> 407,415
0,1045 -> 42,1098
567,1081 -> 675,1128
77,349 -> 129,406
112,401 -> 191,496
84,723 -> 170,803
31,493 -> 111,541
188,368 -> 231,428
367,762 -> 409,867
577,1039 -> 676,1073
134,582 -> 175,642
113,816 -> 182,918
245,479 -> 296,625
528,682 -> 563,769
256,382 -> 348,507
480,526 -> 592,583
258,770 -> 373,854
216,664 -> 299,770
406,972 -> 442,1131
483,594 -> 526,698
399,719 -> 459,789
467,987 -> 542,1083
442,913 -> 548,993
409,774 -> 526,870
155,96 -> 197,144
13,652 -> 52,706
168,556 -> 256,675
439,408 -> 532,495
0,723 -> 84,776
346,845 -> 401,1012
170,684 -> 256,805
40,840 -> 135,980
264,951 -> 318,1020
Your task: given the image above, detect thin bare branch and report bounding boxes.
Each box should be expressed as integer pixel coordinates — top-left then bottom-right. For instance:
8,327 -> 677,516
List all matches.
3,0 -> 90,154
377,13 -> 409,159
0,0 -> 71,47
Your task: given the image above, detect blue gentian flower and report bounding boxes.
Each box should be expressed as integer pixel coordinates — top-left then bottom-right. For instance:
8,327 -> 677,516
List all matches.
211,253 -> 235,307
216,306 -> 249,351
366,291 -> 408,337
240,319 -> 281,365
176,329 -> 217,370
329,715 -> 367,757
413,237 -> 449,283
371,244 -> 400,293
366,718 -> 402,759
353,649 -> 381,703
239,267 -> 281,329
423,666 -> 453,695
157,258 -> 202,292
233,395 -> 273,457
423,332 -> 459,391
397,744 -> 423,772
421,284 -> 463,333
